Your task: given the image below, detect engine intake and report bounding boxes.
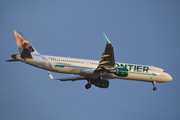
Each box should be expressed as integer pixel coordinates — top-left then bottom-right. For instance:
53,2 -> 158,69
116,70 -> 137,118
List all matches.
11,54 -> 18,59
115,67 -> 128,77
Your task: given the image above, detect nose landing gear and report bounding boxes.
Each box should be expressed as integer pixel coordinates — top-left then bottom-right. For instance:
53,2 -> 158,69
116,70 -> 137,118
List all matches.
152,81 -> 157,91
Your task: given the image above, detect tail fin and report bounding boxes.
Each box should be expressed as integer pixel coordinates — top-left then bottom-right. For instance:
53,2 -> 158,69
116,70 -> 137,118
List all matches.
14,30 -> 40,58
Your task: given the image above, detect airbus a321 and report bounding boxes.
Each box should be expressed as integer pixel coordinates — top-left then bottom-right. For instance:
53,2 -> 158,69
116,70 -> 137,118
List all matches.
7,30 -> 172,91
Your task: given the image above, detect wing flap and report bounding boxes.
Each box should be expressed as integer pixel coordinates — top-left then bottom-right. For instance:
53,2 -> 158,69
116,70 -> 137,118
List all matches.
102,54 -> 110,58
99,61 -> 110,65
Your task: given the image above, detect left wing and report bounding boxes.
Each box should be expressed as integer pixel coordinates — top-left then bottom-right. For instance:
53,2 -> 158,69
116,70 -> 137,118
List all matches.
48,34 -> 115,81
95,33 -> 115,72
48,72 -> 86,81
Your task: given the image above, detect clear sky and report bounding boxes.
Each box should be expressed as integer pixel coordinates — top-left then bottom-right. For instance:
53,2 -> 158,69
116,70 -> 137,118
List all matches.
1,0 -> 180,120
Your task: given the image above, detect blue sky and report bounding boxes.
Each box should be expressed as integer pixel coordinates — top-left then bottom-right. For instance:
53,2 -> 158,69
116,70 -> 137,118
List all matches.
1,0 -> 180,120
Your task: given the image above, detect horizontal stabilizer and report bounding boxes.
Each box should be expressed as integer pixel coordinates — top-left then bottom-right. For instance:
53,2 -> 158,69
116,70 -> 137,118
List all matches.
6,59 -> 20,62
48,72 -> 86,81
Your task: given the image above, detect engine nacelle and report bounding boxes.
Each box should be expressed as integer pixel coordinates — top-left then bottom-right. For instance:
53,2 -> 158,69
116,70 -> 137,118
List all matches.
11,54 -> 18,59
91,79 -> 109,88
115,67 -> 128,77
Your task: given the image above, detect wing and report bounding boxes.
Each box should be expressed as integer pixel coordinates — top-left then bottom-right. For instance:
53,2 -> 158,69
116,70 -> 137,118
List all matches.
95,33 -> 115,72
48,72 -> 86,81
48,34 -> 115,81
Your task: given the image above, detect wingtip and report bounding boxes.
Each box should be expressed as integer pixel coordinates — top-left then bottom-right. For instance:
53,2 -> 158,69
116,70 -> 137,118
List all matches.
48,71 -> 54,79
102,33 -> 111,43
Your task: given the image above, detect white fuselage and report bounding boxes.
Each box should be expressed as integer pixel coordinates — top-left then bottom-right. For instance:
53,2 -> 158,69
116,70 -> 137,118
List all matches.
19,54 -> 172,83
10,30 -> 172,90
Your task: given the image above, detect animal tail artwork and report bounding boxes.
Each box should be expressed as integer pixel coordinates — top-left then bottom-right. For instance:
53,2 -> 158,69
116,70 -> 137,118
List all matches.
14,30 -> 40,58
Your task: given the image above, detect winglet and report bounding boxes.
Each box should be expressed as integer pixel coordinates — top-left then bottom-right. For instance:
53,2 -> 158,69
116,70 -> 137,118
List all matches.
103,33 -> 111,43
48,71 -> 55,79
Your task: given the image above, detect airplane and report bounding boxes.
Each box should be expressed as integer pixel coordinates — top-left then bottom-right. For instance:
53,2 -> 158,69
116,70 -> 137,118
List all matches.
7,30 -> 172,91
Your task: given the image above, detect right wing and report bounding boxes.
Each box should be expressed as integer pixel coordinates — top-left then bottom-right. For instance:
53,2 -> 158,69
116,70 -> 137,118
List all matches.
48,72 -> 86,81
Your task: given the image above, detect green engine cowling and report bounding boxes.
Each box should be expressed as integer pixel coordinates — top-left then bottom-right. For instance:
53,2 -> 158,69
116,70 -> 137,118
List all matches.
115,67 -> 128,77
91,80 -> 109,88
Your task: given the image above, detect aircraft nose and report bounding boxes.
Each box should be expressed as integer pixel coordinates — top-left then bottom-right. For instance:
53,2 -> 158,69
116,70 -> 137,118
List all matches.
167,74 -> 173,82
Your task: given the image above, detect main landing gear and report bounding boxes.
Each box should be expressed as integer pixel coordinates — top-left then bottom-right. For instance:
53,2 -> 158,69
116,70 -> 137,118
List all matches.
152,81 -> 157,91
85,71 -> 104,89
85,81 -> 91,89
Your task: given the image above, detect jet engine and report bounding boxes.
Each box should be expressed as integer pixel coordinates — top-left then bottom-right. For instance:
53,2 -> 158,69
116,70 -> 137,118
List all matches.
110,67 -> 128,77
91,79 -> 109,88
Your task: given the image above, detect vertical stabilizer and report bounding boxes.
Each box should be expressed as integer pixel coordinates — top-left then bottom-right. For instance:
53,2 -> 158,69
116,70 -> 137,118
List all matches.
14,30 -> 40,58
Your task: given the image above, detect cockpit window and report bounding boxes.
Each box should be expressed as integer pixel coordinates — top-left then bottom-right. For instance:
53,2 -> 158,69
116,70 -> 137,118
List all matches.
163,70 -> 167,73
